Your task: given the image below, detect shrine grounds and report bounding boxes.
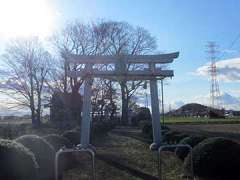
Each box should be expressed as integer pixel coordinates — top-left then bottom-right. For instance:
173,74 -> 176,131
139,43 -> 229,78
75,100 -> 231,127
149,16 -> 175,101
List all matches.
0,116 -> 240,179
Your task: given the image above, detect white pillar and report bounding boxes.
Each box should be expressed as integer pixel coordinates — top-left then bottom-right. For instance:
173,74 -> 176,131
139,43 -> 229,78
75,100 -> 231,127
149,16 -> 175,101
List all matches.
149,63 -> 162,150
80,65 -> 93,147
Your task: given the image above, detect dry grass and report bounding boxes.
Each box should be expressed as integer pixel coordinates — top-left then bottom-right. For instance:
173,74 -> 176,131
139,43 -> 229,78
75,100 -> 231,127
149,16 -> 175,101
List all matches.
170,124 -> 240,134
62,132 -> 184,180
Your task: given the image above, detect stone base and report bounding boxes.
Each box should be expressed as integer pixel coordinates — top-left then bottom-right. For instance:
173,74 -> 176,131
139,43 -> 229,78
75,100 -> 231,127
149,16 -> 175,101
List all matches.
76,144 -> 97,153
149,143 -> 160,151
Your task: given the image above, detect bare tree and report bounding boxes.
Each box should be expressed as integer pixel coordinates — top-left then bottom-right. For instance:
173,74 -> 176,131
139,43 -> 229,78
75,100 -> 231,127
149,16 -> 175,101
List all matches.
91,78 -> 118,121
51,20 -> 157,123
51,21 -> 110,95
101,21 -> 157,123
0,37 -> 52,127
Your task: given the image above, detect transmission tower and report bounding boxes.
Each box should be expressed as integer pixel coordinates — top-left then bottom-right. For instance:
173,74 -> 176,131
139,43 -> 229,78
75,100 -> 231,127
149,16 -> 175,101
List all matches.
206,41 -> 221,109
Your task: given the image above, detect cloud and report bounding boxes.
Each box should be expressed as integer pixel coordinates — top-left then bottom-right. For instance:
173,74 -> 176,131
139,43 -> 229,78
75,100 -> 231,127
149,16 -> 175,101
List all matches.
229,89 -> 240,96
195,57 -> 240,82
191,92 -> 240,110
171,100 -> 185,109
221,49 -> 239,54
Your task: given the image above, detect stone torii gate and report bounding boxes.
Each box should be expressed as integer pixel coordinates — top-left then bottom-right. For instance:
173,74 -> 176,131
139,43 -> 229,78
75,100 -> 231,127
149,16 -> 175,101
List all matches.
66,52 -> 179,150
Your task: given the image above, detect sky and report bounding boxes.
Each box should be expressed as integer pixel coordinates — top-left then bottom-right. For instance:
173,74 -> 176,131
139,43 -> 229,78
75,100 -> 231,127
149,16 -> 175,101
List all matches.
0,0 -> 240,114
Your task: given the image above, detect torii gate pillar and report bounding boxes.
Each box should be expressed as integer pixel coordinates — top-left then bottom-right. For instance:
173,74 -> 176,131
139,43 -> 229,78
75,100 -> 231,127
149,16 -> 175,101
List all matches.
80,64 -> 93,148
149,63 -> 161,150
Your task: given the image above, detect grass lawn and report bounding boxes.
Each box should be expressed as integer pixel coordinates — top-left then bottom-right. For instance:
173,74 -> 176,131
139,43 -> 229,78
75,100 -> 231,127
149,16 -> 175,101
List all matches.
162,116 -> 240,124
3,117 -> 240,179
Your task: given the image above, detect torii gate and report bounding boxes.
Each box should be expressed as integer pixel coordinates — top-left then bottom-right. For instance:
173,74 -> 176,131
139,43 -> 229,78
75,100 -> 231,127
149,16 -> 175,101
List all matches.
66,52 -> 179,150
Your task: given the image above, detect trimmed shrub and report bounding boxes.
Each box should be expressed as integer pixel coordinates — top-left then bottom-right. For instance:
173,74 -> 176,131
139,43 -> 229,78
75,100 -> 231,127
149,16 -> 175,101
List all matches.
136,107 -> 152,121
163,131 -> 188,144
142,123 -> 152,135
142,122 -> 170,140
175,136 -> 206,161
141,122 -> 153,140
44,134 -> 75,172
43,134 -> 73,151
92,122 -> 115,137
0,139 -> 38,180
131,107 -> 151,125
62,130 -> 80,145
184,137 -> 240,180
16,135 -> 55,180
173,133 -> 189,143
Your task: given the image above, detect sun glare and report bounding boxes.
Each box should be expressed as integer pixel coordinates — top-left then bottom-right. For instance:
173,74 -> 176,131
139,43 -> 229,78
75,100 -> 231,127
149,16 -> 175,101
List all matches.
0,0 -> 55,38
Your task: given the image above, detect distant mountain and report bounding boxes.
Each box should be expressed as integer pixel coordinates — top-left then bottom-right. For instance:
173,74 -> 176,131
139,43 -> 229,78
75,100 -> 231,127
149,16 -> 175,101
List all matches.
167,103 -> 209,117
190,92 -> 240,111
166,103 -> 240,117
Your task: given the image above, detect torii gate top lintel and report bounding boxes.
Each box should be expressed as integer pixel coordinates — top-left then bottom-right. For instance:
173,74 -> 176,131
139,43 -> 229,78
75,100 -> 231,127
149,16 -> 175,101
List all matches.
66,52 -> 179,81
66,52 -> 179,64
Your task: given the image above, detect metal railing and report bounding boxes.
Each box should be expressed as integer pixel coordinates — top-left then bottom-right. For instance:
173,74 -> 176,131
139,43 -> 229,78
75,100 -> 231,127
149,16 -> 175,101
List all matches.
55,145 -> 96,180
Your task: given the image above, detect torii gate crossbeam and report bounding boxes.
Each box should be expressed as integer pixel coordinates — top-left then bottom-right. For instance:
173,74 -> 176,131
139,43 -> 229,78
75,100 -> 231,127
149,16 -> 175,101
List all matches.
66,52 -> 179,150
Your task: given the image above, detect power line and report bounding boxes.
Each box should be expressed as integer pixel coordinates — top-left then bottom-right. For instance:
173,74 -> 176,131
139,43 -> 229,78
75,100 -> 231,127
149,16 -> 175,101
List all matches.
219,32 -> 240,59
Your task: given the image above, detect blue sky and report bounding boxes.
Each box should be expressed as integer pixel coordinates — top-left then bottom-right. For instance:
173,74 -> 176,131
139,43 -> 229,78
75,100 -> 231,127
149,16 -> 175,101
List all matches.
51,0 -> 240,109
1,0 -> 240,112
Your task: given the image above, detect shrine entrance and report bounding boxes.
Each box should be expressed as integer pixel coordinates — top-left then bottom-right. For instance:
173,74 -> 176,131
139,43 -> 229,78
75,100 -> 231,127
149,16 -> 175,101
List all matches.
55,52 -> 179,180
66,52 -> 179,149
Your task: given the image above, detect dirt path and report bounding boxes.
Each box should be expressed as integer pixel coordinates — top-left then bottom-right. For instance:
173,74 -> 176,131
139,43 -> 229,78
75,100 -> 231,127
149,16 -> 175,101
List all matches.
94,126 -> 159,179
111,126 -> 152,144
96,153 -> 158,180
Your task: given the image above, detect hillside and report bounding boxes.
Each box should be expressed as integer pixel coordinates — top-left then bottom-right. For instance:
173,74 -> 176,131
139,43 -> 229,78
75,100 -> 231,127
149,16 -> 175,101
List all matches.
167,103 -> 240,117
167,103 -> 209,117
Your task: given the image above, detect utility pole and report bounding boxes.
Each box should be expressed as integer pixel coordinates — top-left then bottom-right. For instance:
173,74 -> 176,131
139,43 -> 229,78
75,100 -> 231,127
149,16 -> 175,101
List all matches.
161,79 -> 165,126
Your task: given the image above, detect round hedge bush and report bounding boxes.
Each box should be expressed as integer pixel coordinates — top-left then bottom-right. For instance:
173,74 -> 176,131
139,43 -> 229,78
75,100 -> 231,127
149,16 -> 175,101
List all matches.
44,134 -> 75,172
0,139 -> 38,180
173,133 -> 189,143
175,136 -> 206,161
43,134 -> 73,151
142,123 -> 152,135
163,131 -> 188,144
91,122 -> 114,137
16,135 -> 55,180
163,131 -> 179,143
184,137 -> 240,180
141,123 -> 170,140
62,130 -> 80,145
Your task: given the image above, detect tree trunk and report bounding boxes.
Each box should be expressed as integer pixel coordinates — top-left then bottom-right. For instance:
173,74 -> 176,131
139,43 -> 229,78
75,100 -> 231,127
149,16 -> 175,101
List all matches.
30,100 -> 40,128
109,82 -> 115,120
30,106 -> 36,127
120,82 -> 128,124
29,63 -> 40,128
36,91 -> 41,127
121,97 -> 128,124
35,109 -> 41,127
100,102 -> 104,121
63,59 -> 68,94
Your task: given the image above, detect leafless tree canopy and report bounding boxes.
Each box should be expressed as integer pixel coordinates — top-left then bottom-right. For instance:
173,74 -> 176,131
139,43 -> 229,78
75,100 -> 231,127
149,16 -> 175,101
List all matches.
51,20 -> 157,122
0,37 -> 53,127
100,21 -> 157,122
0,20 -> 157,124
